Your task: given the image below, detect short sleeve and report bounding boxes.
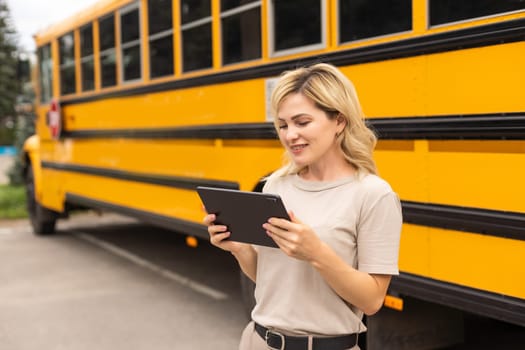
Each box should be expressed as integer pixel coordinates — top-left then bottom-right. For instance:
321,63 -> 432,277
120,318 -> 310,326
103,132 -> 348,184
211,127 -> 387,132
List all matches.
262,176 -> 275,194
357,191 -> 402,275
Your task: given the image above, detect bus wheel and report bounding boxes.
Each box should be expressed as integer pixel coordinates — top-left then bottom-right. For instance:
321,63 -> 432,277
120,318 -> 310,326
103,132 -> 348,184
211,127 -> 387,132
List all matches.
239,270 -> 256,318
25,165 -> 58,235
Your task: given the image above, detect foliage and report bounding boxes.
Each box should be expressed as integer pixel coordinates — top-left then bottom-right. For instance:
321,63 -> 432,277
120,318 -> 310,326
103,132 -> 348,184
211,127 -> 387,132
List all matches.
0,184 -> 27,219
7,110 -> 35,185
7,73 -> 36,185
0,119 -> 15,145
0,0 -> 33,185
0,0 -> 20,145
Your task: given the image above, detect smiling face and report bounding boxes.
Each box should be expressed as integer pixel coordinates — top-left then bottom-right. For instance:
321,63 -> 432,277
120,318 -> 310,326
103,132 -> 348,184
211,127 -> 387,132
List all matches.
277,93 -> 346,172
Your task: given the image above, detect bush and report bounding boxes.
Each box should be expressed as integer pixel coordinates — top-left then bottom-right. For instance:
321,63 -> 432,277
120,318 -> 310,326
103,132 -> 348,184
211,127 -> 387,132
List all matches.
0,184 -> 27,219
7,112 -> 35,185
0,119 -> 16,145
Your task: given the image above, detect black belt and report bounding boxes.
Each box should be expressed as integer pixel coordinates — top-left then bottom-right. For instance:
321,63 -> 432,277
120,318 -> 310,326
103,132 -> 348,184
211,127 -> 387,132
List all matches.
254,322 -> 358,350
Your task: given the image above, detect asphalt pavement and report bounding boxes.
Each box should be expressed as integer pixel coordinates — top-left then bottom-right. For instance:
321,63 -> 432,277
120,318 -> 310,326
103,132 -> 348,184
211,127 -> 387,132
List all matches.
0,212 -> 248,350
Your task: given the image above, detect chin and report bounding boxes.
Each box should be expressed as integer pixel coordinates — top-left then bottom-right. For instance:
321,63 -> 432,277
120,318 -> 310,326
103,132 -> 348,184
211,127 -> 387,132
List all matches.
291,159 -> 310,169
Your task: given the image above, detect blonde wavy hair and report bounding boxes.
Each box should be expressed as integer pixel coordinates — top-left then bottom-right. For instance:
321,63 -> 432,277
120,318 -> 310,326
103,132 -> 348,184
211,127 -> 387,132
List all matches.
270,63 -> 377,178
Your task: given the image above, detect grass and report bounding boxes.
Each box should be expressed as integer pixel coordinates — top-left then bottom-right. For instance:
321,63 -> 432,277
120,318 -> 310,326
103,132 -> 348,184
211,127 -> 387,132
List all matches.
0,185 -> 28,219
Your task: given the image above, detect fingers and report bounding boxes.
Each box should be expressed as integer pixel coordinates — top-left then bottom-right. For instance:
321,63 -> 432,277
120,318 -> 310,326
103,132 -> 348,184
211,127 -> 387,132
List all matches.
263,214 -> 311,259
209,231 -> 231,245
203,213 -> 215,225
264,221 -> 291,239
288,210 -> 302,224
202,213 -> 232,248
204,215 -> 227,240
267,217 -> 291,230
265,217 -> 298,237
266,229 -> 297,257
263,221 -> 299,252
266,230 -> 289,248
208,224 -> 231,248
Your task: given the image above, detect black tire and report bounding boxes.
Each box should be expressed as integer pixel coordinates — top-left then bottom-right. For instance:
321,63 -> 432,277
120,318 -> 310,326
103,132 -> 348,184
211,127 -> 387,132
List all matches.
25,165 -> 58,235
239,270 -> 256,318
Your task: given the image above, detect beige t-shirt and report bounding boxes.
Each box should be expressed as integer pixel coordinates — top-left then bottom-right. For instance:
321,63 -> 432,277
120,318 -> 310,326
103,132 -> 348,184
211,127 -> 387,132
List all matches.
251,173 -> 402,335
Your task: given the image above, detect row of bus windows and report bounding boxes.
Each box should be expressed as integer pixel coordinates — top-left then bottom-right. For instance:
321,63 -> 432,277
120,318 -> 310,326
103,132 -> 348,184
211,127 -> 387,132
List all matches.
39,0 -> 524,101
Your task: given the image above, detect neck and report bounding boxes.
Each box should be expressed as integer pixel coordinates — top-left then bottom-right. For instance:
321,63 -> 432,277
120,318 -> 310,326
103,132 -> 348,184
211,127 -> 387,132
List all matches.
300,157 -> 356,182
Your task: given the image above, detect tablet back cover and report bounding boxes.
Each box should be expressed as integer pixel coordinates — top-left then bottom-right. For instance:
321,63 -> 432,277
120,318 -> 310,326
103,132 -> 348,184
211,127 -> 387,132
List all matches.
197,186 -> 289,248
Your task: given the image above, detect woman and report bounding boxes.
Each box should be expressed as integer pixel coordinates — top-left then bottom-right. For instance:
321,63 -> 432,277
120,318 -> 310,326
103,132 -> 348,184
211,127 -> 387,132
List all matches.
204,63 -> 402,350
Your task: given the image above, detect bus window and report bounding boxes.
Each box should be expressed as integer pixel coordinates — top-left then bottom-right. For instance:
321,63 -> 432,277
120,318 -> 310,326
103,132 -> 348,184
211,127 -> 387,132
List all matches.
269,0 -> 325,56
338,0 -> 412,43
59,32 -> 76,95
148,0 -> 174,78
430,0 -> 525,26
80,23 -> 95,91
99,14 -> 117,88
220,0 -> 261,65
180,0 -> 212,72
37,44 -> 53,104
120,2 -> 142,82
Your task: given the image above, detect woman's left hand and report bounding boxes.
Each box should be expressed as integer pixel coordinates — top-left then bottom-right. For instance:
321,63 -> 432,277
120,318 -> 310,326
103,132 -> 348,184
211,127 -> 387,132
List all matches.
263,211 -> 323,261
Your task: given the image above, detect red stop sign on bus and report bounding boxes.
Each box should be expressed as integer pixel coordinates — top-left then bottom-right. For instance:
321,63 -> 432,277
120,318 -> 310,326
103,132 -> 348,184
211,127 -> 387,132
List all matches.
48,99 -> 61,139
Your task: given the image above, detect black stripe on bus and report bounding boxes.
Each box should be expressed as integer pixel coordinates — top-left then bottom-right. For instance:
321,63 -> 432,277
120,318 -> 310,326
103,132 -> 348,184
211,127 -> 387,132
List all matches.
390,272 -> 525,326
65,192 -> 208,239
62,122 -> 278,140
42,161 -> 525,241
41,161 -> 239,191
402,201 -> 525,241
369,113 -> 525,140
61,113 -> 525,140
60,18 -> 525,106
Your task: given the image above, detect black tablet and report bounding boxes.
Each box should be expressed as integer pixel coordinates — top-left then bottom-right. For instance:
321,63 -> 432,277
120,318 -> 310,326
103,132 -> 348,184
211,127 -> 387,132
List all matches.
196,186 -> 290,248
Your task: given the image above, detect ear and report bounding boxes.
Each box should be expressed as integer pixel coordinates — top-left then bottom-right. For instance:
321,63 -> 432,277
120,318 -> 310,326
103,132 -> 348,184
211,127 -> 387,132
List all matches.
336,114 -> 347,132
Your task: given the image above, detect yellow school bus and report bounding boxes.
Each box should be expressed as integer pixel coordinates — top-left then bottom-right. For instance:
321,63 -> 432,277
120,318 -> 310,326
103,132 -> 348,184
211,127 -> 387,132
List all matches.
24,0 -> 525,348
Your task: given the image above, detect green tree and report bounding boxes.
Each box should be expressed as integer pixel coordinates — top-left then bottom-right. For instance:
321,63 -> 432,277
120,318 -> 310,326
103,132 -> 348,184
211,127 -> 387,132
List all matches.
0,0 -> 20,145
8,82 -> 35,185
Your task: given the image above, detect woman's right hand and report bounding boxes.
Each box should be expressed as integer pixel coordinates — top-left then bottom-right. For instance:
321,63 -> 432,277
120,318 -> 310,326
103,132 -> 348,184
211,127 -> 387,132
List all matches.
203,213 -> 249,254
203,212 -> 258,282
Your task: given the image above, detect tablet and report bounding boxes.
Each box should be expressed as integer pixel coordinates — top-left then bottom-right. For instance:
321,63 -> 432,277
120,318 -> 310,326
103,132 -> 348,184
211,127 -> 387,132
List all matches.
196,186 -> 289,248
